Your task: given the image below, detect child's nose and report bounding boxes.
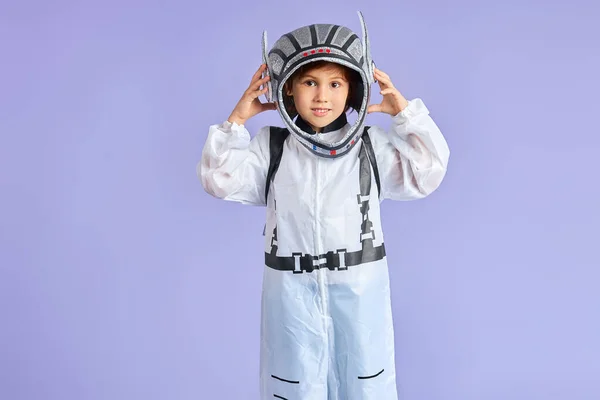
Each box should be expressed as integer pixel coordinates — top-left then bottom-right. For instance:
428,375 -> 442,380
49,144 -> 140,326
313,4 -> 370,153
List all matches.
315,86 -> 329,101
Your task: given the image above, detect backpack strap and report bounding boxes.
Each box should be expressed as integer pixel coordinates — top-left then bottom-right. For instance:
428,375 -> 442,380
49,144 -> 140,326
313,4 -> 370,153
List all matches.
361,126 -> 381,198
265,126 -> 290,203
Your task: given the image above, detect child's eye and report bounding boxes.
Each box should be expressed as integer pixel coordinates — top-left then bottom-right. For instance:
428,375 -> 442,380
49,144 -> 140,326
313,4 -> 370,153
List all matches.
331,82 -> 341,88
303,80 -> 316,86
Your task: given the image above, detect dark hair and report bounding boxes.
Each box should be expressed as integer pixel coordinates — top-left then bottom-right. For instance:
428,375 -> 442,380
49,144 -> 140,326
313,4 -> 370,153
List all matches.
282,61 -> 362,119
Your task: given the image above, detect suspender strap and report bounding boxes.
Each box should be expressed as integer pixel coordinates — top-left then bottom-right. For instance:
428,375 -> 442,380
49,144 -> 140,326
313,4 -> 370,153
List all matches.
361,127 -> 381,198
264,126 -> 290,203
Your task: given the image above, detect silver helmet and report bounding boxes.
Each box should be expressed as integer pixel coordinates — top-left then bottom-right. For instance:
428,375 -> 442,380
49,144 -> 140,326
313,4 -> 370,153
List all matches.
262,11 -> 375,158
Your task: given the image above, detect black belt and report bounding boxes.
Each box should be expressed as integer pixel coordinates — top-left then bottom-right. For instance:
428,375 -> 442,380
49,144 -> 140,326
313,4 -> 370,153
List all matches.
264,244 -> 386,274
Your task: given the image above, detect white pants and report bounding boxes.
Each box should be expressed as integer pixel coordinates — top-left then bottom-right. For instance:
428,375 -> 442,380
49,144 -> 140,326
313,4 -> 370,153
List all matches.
259,259 -> 399,400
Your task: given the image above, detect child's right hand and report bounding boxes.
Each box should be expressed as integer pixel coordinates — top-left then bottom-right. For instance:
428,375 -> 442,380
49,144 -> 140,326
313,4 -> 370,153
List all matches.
227,64 -> 276,126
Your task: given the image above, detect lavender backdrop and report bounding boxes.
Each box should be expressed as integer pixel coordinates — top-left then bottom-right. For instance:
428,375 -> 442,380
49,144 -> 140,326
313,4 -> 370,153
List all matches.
1,0 -> 599,399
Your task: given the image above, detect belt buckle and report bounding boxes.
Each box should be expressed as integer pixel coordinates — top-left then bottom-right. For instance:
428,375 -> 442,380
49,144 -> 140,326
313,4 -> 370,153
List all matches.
336,249 -> 348,271
292,252 -> 303,274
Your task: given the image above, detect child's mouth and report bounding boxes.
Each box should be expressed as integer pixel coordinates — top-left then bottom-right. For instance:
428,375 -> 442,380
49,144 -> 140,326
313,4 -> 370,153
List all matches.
312,108 -> 331,117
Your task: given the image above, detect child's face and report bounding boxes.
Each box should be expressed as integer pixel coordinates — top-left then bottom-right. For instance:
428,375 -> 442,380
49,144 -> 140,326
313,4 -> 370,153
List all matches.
286,63 -> 350,133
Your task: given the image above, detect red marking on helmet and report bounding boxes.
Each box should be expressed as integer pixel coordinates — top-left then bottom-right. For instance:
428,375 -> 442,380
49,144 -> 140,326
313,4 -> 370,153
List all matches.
311,50 -> 316,54
330,149 -> 336,155
318,49 -> 323,53
303,52 -> 308,56
326,49 -> 331,53
351,140 -> 355,145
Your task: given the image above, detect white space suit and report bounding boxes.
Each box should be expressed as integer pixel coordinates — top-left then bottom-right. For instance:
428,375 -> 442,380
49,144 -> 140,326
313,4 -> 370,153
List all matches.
198,12 -> 450,400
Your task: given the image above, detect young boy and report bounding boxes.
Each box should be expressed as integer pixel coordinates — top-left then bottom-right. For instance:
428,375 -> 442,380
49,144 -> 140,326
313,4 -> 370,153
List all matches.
198,13 -> 450,400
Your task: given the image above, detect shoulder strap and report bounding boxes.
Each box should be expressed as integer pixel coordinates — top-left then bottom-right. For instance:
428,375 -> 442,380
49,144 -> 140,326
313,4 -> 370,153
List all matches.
362,126 -> 381,197
265,126 -> 290,203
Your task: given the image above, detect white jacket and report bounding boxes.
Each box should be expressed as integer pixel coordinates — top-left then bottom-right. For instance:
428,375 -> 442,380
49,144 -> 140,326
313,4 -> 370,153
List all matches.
198,98 -> 449,400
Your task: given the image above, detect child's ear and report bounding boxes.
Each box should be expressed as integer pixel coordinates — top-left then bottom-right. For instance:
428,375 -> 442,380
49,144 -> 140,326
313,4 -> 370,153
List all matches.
284,81 -> 293,97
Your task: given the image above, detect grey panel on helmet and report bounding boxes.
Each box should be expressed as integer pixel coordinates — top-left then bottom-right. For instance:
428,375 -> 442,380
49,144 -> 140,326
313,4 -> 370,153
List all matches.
341,34 -> 359,50
269,53 -> 285,76
293,26 -> 313,48
346,40 -> 363,63
331,27 -> 353,48
276,35 -> 297,57
315,24 -> 333,44
325,25 -> 341,45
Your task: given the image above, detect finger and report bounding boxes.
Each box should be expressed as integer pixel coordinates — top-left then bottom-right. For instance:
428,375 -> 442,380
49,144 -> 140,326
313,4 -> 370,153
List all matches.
261,102 -> 277,111
380,88 -> 396,96
244,86 -> 267,101
374,71 -> 394,88
367,104 -> 382,114
250,75 -> 271,91
251,73 -> 270,86
251,66 -> 263,81
247,80 -> 268,95
243,88 -> 258,100
374,68 -> 392,82
259,75 -> 271,84
374,67 -> 391,81
251,64 -> 267,82
373,73 -> 390,90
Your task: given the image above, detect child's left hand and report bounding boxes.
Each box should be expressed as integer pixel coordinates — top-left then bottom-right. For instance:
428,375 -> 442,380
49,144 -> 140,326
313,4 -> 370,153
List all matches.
367,68 -> 409,116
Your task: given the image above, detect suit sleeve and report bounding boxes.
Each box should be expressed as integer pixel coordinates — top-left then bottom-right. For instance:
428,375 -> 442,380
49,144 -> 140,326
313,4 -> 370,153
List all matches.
197,121 -> 270,206
368,98 -> 450,201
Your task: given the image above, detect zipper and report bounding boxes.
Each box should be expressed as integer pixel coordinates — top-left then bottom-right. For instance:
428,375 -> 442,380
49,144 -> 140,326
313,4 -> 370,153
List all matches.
314,157 -> 329,315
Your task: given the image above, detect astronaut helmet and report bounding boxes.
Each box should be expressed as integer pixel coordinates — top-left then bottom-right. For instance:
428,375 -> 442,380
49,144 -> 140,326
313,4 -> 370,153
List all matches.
262,11 -> 375,158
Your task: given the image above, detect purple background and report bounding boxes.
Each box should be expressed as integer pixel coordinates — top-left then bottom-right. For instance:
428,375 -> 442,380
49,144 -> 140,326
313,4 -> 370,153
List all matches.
1,0 -> 599,399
